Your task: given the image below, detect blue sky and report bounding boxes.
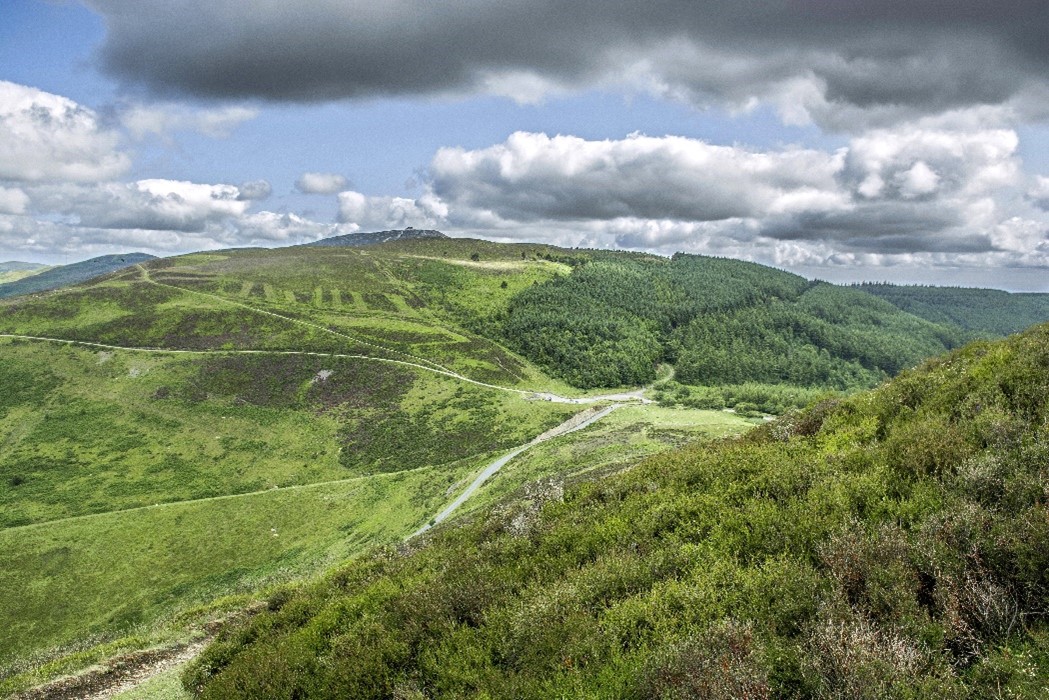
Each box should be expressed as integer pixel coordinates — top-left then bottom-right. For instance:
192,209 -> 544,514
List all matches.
2,0 -> 1048,289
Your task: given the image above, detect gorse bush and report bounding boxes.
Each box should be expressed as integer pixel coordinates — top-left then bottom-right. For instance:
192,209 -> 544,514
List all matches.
185,323 -> 1049,698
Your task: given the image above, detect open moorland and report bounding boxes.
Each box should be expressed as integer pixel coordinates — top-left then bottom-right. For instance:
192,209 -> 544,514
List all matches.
2,235 -> 1048,698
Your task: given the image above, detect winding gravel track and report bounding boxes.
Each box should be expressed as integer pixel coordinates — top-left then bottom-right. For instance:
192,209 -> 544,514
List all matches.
410,403 -> 621,538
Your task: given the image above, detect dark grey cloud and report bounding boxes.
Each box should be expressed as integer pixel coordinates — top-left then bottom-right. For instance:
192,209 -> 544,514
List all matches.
757,206 -> 991,254
84,0 -> 1049,127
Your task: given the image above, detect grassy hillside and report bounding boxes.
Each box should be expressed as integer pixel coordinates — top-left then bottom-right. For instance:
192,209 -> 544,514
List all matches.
6,237 -> 1046,696
186,323 -> 1049,699
307,228 -> 448,247
0,239 -> 757,694
0,242 -> 602,680
856,283 -> 1049,336
0,253 -> 155,299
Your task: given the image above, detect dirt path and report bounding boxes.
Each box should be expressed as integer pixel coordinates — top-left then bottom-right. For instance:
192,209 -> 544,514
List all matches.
1,458 -> 442,533
0,333 -> 652,408
2,275 -> 650,696
410,404 -> 620,537
14,639 -> 205,700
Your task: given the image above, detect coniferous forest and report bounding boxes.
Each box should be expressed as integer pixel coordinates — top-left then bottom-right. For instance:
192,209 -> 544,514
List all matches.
492,253 -> 968,392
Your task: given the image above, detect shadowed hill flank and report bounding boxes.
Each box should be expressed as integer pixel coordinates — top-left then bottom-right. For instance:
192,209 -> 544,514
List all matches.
186,322 -> 1049,699
0,253 -> 156,299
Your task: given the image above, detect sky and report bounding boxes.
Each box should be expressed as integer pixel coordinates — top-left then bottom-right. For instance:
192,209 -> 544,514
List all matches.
1,1 -> 1048,290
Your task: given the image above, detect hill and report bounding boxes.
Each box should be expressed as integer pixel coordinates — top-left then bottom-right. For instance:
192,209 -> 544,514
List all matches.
307,228 -> 448,247
185,321 -> 1049,699
483,252 -> 971,399
856,283 -> 1049,336
0,253 -> 156,299
0,262 -> 49,285
3,238 -> 1048,696
0,239 -> 766,695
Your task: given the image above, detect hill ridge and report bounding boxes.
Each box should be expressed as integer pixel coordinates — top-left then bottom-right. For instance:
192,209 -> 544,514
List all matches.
0,252 -> 155,299
306,228 -> 448,248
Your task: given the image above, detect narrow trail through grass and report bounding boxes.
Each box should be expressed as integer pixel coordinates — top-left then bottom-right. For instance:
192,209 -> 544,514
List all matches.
0,459 -> 446,533
0,332 -> 537,397
410,404 -> 622,538
0,333 -> 647,405
136,266 -> 649,404
0,262 -> 653,697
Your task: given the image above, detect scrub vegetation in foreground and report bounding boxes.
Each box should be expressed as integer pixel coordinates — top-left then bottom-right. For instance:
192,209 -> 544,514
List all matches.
187,322 -> 1049,699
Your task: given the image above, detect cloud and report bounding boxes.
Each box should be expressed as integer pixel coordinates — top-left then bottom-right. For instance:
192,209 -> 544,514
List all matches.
0,80 -> 130,182
0,186 -> 29,215
295,172 -> 349,195
1030,176 -> 1049,210
0,203 -> 342,260
377,128 -> 1047,270
429,131 -> 848,225
844,127 -> 1021,202
235,211 -> 338,243
85,1 -> 1049,127
337,190 -> 447,230
120,103 -> 258,139
237,180 -> 272,201
30,179 -> 250,232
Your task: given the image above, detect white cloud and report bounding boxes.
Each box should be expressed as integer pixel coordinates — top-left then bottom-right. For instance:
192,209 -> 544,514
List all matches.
846,126 -> 1020,201
897,161 -> 940,198
29,179 -> 250,232
235,211 -> 337,243
429,131 -> 847,225
401,128 -> 1047,271
0,186 -> 29,215
0,80 -> 130,182
121,103 -> 258,140
296,172 -> 349,195
1029,176 -> 1049,210
337,190 -> 447,230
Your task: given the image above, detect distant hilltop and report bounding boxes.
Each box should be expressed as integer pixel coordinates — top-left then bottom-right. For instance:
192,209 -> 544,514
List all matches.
0,261 -> 48,274
307,228 -> 449,248
0,252 -> 155,299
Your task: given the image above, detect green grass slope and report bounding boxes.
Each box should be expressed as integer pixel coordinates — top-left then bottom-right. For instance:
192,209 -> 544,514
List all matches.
856,283 -> 1049,336
186,323 -> 1049,699
0,242 -> 600,678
